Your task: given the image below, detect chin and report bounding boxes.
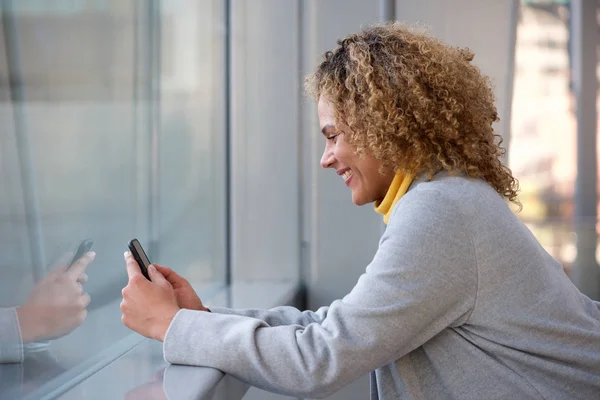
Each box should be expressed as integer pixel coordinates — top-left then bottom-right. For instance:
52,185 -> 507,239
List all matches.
351,192 -> 370,206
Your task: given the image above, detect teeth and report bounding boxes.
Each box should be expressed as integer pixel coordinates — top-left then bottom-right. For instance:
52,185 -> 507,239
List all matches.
342,170 -> 352,180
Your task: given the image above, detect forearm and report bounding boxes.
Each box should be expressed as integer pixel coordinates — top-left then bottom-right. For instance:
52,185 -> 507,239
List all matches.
163,309 -> 360,398
0,308 -> 24,363
208,305 -> 329,327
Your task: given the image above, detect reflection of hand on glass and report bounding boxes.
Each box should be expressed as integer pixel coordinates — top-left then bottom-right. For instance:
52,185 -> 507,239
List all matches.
123,369 -> 167,400
16,251 -> 94,342
0,251 -> 95,364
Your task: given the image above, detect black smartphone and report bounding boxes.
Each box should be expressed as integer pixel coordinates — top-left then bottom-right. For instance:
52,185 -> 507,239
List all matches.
128,239 -> 151,281
69,239 -> 93,267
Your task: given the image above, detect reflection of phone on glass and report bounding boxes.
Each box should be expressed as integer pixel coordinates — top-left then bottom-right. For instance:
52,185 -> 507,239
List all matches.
128,239 -> 151,281
69,239 -> 93,267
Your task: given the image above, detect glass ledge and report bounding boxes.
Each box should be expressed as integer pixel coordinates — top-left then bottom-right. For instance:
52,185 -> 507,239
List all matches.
56,340 -> 249,400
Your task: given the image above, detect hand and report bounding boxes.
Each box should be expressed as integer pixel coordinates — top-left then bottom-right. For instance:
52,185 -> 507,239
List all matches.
120,252 -> 180,341
16,252 -> 94,342
153,265 -> 207,311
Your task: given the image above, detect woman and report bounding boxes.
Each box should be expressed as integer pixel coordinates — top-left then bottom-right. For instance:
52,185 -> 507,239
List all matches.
120,23 -> 600,399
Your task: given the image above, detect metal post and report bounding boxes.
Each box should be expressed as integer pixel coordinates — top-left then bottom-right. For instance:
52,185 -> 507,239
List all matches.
379,0 -> 394,236
148,0 -> 161,261
571,0 -> 599,299
225,0 -> 232,302
1,0 -> 46,281
500,0 -> 519,164
379,0 -> 395,22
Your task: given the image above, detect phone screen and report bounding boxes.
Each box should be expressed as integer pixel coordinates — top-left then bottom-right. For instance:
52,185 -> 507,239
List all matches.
128,239 -> 151,280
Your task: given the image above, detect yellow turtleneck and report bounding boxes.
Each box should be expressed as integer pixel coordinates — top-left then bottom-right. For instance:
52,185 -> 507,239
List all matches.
374,172 -> 413,224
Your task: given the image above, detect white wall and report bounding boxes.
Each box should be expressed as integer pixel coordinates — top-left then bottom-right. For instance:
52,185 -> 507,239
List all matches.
230,0 -> 301,283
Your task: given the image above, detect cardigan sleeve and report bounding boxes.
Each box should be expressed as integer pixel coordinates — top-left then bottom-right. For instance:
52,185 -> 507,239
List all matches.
207,306 -> 330,327
0,308 -> 24,364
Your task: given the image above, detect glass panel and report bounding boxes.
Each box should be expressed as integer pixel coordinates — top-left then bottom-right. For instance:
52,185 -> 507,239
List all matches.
509,1 -> 576,271
0,0 -> 226,397
229,0 -> 301,285
159,0 -> 227,290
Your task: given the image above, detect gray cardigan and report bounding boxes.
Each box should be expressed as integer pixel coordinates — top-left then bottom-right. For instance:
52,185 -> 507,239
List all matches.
0,308 -> 23,363
163,175 -> 600,399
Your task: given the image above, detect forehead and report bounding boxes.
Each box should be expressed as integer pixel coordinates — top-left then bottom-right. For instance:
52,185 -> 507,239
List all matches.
317,96 -> 336,130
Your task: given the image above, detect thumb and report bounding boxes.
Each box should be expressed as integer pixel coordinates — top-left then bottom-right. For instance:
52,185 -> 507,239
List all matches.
148,265 -> 169,287
154,265 -> 184,287
153,264 -> 174,278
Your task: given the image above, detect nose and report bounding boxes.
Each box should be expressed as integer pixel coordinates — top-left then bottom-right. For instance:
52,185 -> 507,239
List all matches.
320,143 -> 335,168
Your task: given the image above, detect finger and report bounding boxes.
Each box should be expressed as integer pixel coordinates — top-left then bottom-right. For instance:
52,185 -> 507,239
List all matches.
43,252 -> 75,280
77,272 -> 89,285
66,251 -> 95,280
80,292 -> 91,309
77,308 -> 88,325
51,251 -> 75,273
124,251 -> 144,280
147,265 -> 169,287
153,265 -> 179,285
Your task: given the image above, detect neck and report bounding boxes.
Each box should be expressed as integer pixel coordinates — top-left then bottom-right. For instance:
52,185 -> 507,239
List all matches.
374,172 -> 413,224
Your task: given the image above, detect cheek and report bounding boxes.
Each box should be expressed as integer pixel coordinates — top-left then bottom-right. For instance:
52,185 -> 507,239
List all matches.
333,139 -> 356,164
356,157 -> 386,188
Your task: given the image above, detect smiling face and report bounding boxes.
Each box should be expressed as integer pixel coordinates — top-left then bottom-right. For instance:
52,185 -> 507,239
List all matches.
318,96 -> 395,206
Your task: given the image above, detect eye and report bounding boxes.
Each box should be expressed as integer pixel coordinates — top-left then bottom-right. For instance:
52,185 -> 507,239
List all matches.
327,134 -> 338,143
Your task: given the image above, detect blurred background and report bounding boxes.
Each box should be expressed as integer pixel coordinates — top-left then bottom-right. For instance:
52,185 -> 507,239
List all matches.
0,0 -> 598,399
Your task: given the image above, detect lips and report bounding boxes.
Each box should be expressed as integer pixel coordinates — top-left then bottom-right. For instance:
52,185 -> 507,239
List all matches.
336,168 -> 353,186
342,170 -> 353,186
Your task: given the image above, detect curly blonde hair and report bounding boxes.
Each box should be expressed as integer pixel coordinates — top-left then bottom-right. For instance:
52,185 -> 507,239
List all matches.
305,22 -> 520,206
